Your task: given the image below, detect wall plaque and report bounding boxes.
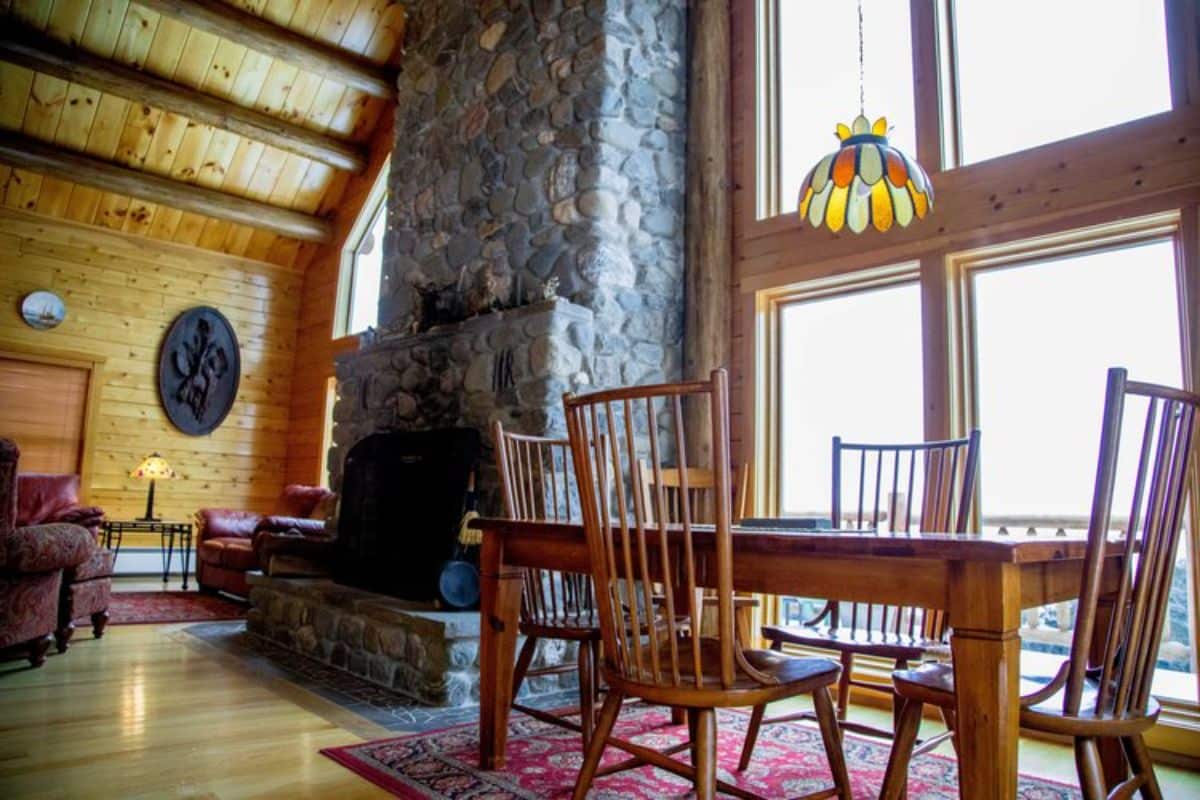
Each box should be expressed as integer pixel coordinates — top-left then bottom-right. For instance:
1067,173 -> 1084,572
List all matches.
158,306 -> 241,435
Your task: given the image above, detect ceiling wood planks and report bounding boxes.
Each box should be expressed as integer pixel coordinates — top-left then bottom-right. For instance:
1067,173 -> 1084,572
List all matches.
0,0 -> 405,265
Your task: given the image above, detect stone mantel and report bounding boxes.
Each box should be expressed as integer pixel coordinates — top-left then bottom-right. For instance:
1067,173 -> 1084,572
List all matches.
330,298 -> 595,508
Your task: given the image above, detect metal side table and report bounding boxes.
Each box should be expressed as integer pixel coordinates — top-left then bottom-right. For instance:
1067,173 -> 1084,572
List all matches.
101,518 -> 193,589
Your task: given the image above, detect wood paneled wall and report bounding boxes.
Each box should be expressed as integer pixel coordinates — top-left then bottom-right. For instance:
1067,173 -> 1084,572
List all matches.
0,207 -> 300,520
284,114 -> 394,486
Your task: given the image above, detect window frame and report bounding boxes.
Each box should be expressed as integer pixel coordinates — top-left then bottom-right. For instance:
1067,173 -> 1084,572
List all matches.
333,157 -> 390,339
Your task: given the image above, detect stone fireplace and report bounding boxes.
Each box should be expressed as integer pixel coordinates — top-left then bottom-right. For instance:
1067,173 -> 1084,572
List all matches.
330,0 -> 687,506
264,0 -> 688,706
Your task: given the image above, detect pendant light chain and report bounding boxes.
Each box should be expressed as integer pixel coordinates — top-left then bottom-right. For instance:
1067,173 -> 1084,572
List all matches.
857,0 -> 865,117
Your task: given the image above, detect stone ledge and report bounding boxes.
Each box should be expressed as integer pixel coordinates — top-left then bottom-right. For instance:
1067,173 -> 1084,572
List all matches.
246,574 -> 573,707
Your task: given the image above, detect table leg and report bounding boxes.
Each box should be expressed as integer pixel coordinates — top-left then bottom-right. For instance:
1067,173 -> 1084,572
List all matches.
163,528 -> 174,585
478,532 -> 522,770
180,528 -> 192,590
949,561 -> 1021,800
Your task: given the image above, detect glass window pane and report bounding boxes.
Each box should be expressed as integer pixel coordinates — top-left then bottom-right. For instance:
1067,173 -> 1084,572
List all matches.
955,0 -> 1170,164
778,280 -> 924,515
776,0 -> 915,216
971,238 -> 1194,703
347,203 -> 386,334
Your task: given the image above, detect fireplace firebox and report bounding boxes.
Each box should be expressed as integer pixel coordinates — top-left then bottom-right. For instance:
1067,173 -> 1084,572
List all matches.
335,428 -> 480,602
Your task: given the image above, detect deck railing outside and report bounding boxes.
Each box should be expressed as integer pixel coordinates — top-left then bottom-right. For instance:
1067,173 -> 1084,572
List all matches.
773,512 -> 1195,698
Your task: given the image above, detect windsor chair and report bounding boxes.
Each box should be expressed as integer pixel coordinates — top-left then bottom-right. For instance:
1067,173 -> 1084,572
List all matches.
880,368 -> 1198,800
637,462 -> 758,645
740,430 -> 980,769
564,370 -> 851,800
493,422 -> 602,749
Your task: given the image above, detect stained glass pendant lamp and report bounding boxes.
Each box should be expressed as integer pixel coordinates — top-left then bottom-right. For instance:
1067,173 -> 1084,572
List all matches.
798,0 -> 933,234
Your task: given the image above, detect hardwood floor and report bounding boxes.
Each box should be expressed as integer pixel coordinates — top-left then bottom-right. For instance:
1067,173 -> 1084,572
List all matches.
0,624 -> 389,799
1,620 -> 1197,798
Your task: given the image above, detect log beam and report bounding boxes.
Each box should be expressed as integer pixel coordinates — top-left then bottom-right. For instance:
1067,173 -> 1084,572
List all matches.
0,132 -> 331,242
133,0 -> 396,100
684,0 -> 733,465
0,25 -> 366,173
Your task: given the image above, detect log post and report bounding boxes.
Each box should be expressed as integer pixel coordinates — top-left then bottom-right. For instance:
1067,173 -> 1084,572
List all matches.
684,0 -> 733,467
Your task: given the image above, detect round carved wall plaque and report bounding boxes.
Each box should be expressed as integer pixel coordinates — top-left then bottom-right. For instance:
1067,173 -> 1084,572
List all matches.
158,306 -> 241,436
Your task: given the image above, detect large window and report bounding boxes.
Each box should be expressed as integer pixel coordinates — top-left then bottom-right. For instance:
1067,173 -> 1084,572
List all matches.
953,0 -> 1171,164
965,231 -> 1195,702
336,159 -> 389,337
775,0 -> 915,215
777,278 -> 924,515
760,0 -> 1174,216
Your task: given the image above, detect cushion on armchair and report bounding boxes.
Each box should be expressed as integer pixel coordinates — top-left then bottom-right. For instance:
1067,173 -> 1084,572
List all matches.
277,484 -> 335,518
195,509 -> 261,540
15,475 -> 104,537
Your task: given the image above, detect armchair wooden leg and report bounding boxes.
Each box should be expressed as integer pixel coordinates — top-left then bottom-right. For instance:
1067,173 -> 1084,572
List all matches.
510,635 -> 538,705
1122,734 -> 1163,800
671,706 -> 687,725
577,641 -> 595,750
27,633 -> 52,667
572,690 -> 623,800
1074,737 -> 1107,800
688,708 -> 718,800
55,621 -> 75,653
880,697 -> 923,800
836,652 -> 853,721
737,702 -> 767,771
92,610 -> 109,639
812,686 -> 852,799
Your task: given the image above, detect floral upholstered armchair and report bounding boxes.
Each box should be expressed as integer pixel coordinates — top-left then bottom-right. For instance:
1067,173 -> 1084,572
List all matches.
0,439 -> 95,667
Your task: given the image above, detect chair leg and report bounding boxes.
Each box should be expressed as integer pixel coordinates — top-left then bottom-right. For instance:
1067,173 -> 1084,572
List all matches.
671,706 -> 688,725
91,610 -> 109,639
510,635 -> 538,705
688,708 -> 718,800
572,689 -> 623,800
55,621 -> 75,653
577,641 -> 595,750
1122,735 -> 1163,800
880,697 -> 923,800
27,634 -> 53,668
737,703 -> 767,771
1074,737 -> 1108,800
836,651 -> 853,721
937,705 -> 958,755
812,686 -> 852,799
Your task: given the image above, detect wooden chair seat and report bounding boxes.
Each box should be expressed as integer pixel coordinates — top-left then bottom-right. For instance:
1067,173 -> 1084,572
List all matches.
519,618 -> 603,641
762,623 -> 949,661
610,637 -> 841,707
892,662 -> 1161,739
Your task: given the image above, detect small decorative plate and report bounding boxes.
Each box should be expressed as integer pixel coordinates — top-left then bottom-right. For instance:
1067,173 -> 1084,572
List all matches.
20,290 -> 66,330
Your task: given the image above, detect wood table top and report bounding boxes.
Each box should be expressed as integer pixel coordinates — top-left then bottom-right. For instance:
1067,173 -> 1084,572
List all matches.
470,517 -> 1118,564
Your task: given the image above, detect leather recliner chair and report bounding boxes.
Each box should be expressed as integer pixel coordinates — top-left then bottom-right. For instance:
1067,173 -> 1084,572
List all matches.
195,485 -> 334,597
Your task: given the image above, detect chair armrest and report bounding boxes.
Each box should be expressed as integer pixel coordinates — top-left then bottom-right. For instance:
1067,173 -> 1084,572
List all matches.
254,516 -> 326,536
253,530 -> 336,567
55,505 -> 105,529
0,523 -> 94,573
195,509 -> 261,540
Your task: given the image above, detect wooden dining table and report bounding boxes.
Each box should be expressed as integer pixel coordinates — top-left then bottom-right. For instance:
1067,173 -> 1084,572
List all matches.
473,517 -> 1125,800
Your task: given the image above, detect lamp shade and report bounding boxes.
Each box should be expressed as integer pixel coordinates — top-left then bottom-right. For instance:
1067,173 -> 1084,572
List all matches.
798,114 -> 933,234
130,453 -> 177,480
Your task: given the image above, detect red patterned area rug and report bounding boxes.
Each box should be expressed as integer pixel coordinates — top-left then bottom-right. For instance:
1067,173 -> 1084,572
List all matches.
321,704 -> 1080,799
109,591 -> 247,625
